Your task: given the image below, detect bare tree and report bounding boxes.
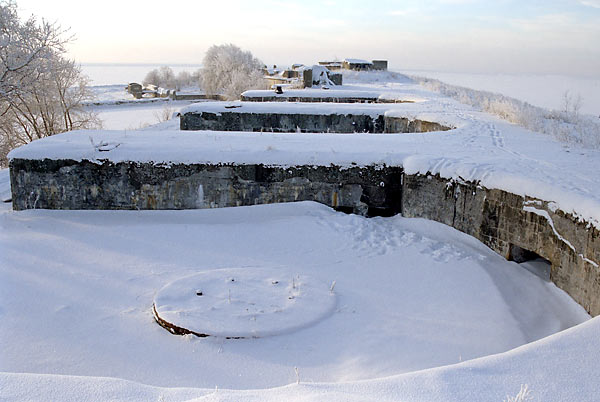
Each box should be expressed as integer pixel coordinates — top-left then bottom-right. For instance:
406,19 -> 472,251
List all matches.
142,68 -> 161,87
561,90 -> 583,123
201,44 -> 268,100
0,0 -> 98,166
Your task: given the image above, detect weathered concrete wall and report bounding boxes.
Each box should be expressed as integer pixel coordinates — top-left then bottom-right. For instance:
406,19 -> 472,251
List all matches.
372,60 -> 388,71
9,158 -> 403,217
181,112 -> 386,133
402,173 -> 600,316
384,117 -> 452,133
180,112 -> 451,134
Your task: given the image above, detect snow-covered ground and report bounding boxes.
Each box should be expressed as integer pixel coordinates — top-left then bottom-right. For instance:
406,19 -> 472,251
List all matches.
87,85 -> 199,130
3,70 -> 600,401
92,100 -> 190,130
0,200 -> 591,397
0,168 -> 10,202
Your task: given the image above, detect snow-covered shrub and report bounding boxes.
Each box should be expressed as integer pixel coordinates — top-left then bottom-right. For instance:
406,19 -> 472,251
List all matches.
413,75 -> 600,149
503,384 -> 533,402
153,104 -> 175,124
201,44 -> 268,100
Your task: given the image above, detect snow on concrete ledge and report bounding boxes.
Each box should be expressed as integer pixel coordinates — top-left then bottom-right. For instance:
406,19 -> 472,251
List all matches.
9,121 -> 600,230
180,100 -> 393,117
241,88 -> 428,103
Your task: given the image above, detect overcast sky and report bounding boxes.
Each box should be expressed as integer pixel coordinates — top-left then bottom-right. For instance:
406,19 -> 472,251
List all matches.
16,0 -> 600,76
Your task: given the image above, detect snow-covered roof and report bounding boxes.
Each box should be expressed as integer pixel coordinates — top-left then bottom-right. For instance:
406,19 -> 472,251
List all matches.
242,88 -> 427,103
180,100 -> 393,117
344,58 -> 373,64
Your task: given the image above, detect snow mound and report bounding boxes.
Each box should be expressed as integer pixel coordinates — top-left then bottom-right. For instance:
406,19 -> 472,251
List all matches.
153,268 -> 336,338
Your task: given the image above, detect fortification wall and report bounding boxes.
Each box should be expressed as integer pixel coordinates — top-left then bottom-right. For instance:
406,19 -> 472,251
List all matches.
9,159 -> 403,216
180,112 -> 451,133
402,173 -> 600,316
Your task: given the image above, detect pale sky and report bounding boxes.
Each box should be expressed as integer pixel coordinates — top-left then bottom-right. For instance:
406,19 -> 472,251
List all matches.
16,0 -> 600,76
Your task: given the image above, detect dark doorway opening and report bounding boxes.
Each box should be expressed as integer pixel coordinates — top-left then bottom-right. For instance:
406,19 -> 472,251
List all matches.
508,244 -> 551,281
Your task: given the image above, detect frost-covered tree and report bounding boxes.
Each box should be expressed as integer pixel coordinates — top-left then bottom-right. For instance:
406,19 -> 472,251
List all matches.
0,0 -> 98,166
143,66 -> 176,88
143,66 -> 200,90
201,44 -> 267,100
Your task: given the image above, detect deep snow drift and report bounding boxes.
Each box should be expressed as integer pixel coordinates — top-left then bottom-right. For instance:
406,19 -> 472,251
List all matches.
0,202 -> 589,391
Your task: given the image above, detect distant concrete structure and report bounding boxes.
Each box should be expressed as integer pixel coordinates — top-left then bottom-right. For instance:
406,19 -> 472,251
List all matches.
372,60 -> 388,71
281,69 -> 299,78
125,83 -> 175,99
305,65 -> 343,87
302,68 -> 313,88
342,59 -> 388,71
125,83 -> 143,99
329,72 -> 343,86
265,75 -> 294,88
318,61 -> 343,71
276,65 -> 342,88
264,57 -> 392,90
342,59 -> 373,71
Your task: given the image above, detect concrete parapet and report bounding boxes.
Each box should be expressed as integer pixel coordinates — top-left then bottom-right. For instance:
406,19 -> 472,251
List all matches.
9,159 -> 403,217
180,112 -> 451,134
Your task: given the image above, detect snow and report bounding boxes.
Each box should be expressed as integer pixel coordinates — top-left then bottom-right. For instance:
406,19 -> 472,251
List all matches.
2,310 -> 600,402
0,168 -> 10,201
154,268 -> 336,338
0,200 -> 593,400
0,202 -> 590,386
242,88 -> 426,103
3,69 -> 600,401
399,70 -> 600,116
91,100 -> 195,130
180,100 -> 393,117
344,59 -> 373,65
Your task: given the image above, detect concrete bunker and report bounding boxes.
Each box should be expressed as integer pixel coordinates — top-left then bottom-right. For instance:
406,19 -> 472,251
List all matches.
180,111 -> 452,134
